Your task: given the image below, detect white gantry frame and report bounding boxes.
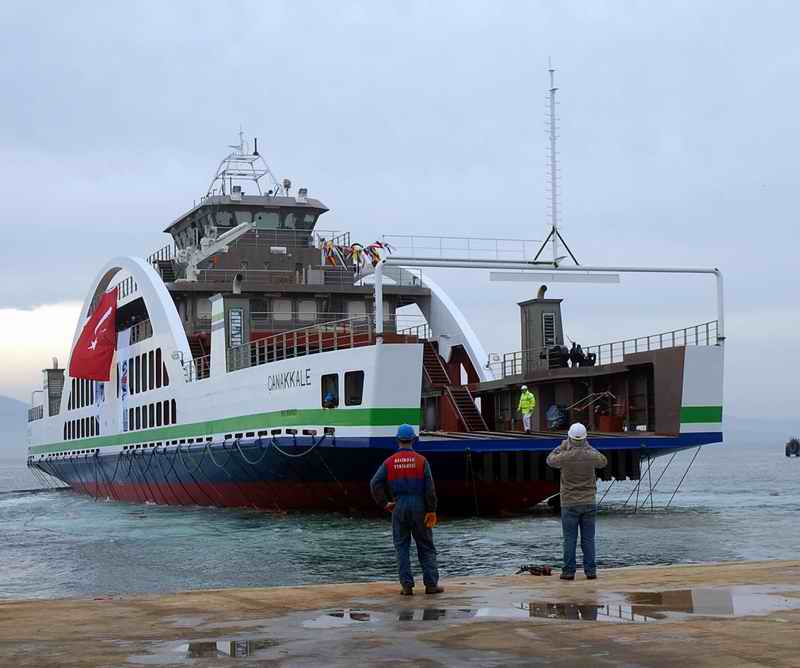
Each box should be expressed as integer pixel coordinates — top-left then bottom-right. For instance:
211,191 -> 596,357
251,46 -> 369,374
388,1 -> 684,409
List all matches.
372,257 -> 725,381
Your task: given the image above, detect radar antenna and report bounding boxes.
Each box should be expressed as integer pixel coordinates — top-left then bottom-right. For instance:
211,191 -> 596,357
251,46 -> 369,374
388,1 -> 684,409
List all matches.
533,60 -> 579,266
206,130 -> 284,198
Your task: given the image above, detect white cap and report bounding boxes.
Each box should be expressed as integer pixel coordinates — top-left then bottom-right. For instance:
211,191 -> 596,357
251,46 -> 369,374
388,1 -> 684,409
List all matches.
568,422 -> 587,441
521,385 -> 528,390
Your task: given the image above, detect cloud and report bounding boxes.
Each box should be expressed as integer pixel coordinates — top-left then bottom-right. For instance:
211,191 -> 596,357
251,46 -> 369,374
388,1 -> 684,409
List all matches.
0,302 -> 80,401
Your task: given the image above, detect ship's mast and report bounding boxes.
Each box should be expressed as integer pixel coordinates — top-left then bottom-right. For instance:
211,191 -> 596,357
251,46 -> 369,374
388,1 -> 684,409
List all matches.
534,60 -> 579,266
548,60 -> 559,263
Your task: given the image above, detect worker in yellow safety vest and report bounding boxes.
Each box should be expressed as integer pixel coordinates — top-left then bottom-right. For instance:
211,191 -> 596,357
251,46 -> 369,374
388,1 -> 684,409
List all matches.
518,385 -> 536,434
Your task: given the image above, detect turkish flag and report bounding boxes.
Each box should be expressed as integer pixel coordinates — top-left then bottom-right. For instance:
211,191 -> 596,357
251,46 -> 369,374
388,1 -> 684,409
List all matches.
69,288 -> 118,381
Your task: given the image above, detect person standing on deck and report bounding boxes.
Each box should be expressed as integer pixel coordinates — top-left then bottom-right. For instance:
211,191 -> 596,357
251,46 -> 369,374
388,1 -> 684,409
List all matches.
370,424 -> 443,596
546,422 -> 608,580
518,385 -> 537,433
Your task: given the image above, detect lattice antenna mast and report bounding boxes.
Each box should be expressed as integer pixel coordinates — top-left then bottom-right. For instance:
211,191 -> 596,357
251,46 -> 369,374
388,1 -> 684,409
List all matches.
206,130 -> 283,198
548,60 -> 559,262
533,60 -> 580,266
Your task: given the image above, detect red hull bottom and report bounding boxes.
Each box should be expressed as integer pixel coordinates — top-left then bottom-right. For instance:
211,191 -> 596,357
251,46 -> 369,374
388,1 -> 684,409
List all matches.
69,479 -> 560,515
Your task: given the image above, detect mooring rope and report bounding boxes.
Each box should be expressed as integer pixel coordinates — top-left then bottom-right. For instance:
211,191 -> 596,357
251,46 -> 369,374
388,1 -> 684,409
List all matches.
269,436 -> 326,459
67,455 -> 92,498
207,441 -> 261,507
206,441 -> 237,476
130,450 -> 156,503
148,447 -> 180,505
235,439 -> 271,465
220,440 -> 268,509
175,444 -> 223,506
314,443 -> 350,502
160,447 -> 204,506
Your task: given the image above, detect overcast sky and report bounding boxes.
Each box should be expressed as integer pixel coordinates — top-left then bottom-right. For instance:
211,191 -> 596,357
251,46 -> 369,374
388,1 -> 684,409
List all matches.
0,1 -> 797,419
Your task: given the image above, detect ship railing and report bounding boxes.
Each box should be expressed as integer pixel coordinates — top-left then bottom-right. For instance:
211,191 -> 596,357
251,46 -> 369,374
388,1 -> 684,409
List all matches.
128,319 -> 153,344
146,244 -> 175,265
184,354 -> 211,382
382,234 -> 543,262
397,322 -> 431,340
194,268 -> 297,285
492,320 -> 720,379
28,405 -> 44,422
224,314 -> 427,374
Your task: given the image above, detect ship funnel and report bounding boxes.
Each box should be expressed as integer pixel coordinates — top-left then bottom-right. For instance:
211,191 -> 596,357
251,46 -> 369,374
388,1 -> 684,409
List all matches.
536,285 -> 547,300
52,357 -> 59,369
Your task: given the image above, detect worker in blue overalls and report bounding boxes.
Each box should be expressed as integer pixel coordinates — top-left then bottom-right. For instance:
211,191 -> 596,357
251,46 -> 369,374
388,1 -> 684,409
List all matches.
370,424 -> 443,596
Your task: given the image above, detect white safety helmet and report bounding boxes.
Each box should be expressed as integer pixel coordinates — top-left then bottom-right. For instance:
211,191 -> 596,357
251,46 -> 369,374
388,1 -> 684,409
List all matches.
568,422 -> 587,441
521,385 -> 528,391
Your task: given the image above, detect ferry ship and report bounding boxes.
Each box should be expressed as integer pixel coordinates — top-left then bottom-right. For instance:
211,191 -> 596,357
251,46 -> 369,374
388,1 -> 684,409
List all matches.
25,87 -> 725,514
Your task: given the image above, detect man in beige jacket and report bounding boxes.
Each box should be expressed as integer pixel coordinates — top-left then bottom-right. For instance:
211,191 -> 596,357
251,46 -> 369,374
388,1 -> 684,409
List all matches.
546,422 -> 608,580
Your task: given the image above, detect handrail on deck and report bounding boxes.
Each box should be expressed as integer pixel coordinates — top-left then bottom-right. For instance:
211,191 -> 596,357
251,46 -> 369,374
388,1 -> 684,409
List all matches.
492,320 -> 720,379
185,314 -> 426,380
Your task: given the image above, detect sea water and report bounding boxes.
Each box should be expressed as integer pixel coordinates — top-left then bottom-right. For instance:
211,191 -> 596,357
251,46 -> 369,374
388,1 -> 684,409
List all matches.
0,440 -> 797,600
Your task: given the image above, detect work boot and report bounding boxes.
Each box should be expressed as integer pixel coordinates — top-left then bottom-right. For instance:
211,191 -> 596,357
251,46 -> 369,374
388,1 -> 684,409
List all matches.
425,585 -> 445,595
559,573 -> 575,581
586,574 -> 597,580
400,585 -> 414,596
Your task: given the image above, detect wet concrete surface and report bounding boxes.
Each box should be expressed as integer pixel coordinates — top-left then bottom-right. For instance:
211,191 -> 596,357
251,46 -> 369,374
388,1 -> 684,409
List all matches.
0,560 -> 799,666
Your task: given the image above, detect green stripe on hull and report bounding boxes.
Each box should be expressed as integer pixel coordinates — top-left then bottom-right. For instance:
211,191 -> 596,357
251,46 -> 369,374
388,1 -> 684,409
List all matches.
680,406 -> 723,423
29,406 -> 421,455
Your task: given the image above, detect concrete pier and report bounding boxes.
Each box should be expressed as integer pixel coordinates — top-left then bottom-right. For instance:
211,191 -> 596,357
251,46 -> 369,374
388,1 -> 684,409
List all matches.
1,560 -> 798,666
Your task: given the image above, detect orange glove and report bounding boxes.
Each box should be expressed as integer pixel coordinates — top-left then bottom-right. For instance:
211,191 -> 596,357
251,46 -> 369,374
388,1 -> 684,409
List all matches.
424,512 -> 438,528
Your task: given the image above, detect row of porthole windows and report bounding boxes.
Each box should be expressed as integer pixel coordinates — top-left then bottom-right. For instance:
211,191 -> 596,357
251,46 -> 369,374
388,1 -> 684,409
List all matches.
120,427 -> 329,451
125,399 -> 177,432
117,348 -> 169,398
64,416 -> 100,440
36,448 -> 100,459
68,378 -> 100,411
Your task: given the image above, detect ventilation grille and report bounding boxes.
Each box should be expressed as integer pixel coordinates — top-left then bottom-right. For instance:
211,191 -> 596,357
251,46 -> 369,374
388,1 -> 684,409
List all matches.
542,312 -> 556,346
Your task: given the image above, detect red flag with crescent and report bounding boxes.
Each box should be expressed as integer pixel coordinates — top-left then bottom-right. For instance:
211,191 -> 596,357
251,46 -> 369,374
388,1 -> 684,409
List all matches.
69,288 -> 118,381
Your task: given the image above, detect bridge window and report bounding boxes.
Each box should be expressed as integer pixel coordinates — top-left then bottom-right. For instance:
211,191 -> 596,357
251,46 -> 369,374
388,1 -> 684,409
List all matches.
321,374 -> 339,408
149,403 -> 155,428
148,350 -> 155,390
274,299 -> 292,322
142,352 -> 148,393
254,211 -> 279,229
345,371 -> 364,406
156,401 -> 162,426
171,399 -> 177,424
298,300 -> 317,322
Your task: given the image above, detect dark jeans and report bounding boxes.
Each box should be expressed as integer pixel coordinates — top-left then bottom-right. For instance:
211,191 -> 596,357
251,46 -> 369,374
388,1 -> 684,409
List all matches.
392,496 -> 439,588
560,504 -> 597,576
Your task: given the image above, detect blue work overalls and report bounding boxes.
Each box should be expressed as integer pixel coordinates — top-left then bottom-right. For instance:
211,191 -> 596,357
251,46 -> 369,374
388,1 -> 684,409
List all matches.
370,448 -> 439,589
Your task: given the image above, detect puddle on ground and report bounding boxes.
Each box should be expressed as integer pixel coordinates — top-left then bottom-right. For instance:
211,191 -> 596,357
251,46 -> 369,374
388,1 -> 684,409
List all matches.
182,638 -> 279,658
618,587 -> 800,618
129,587 -> 800,662
302,587 -> 800,630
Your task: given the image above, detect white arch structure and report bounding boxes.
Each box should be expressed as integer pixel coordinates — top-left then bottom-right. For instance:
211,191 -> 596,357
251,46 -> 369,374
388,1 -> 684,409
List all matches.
63,256 -> 191,414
